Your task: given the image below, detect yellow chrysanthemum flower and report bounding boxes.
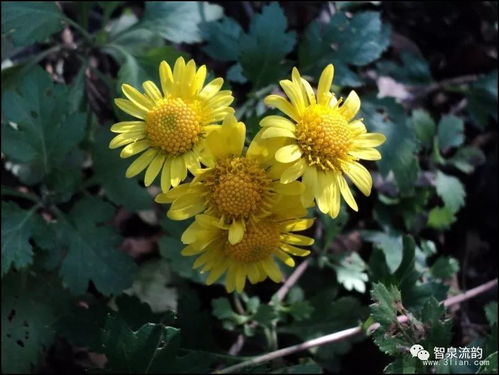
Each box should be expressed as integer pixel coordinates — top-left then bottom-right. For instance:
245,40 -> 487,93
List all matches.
109,57 -> 235,192
179,197 -> 315,293
155,114 -> 304,245
260,64 -> 386,218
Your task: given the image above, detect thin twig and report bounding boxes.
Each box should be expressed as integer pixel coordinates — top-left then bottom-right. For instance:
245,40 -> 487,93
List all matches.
408,74 -> 478,101
214,278 -> 498,374
274,259 -> 310,302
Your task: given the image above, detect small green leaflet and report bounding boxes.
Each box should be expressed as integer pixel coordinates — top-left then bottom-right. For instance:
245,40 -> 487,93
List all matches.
1,1 -> 64,46
141,1 -> 223,44
369,282 -> 401,326
238,2 -> 296,88
437,115 -> 464,152
1,202 -> 40,276
411,109 -> 436,150
200,16 -> 243,62
435,171 -> 466,213
58,196 -> 137,295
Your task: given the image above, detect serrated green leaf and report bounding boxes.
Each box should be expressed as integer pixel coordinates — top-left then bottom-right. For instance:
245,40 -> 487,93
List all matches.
427,206 -> 456,230
360,95 -> 419,194
1,271 -> 70,373
141,1 -> 223,44
1,202 -> 40,276
333,252 -> 369,293
485,303 -> 497,327
91,128 -> 152,211
59,196 -> 137,295
227,63 -> 247,83
238,2 -> 296,88
437,115 -> 464,152
287,300 -> 314,321
447,146 -> 486,174
362,230 -> 403,273
370,283 -> 401,326
1,1 -> 64,47
421,297 -> 445,325
411,109 -> 436,149
466,70 -> 498,129
377,52 -> 433,85
430,256 -> 459,280
253,304 -> 277,327
1,67 -> 86,176
299,11 -> 390,84
478,351 -> 498,374
435,171 -> 466,213
200,17 -> 242,62
212,297 -> 236,320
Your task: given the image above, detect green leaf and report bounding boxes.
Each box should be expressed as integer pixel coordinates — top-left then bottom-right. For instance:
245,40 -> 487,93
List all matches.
478,352 -> 498,374
435,171 -> 466,213
200,17 -> 243,62
466,70 -> 498,129
158,236 -> 205,283
299,12 -> 390,84
1,202 -> 41,276
1,1 -> 64,47
253,304 -> 277,327
141,1 -> 223,44
287,300 -> 314,321
238,2 -> 296,88
91,127 -> 152,211
360,95 -> 418,194
362,230 -> 403,273
369,282 -> 401,326
102,315 -> 182,373
427,206 -> 456,230
273,361 -> 323,374
437,115 -> 464,152
59,196 -> 137,295
2,67 -> 86,176
227,63 -> 247,84
485,303 -> 498,327
212,297 -> 243,323
384,357 -> 417,374
411,109 -> 436,149
377,52 -> 433,85
447,146 -> 485,174
333,252 -> 369,293
430,256 -> 459,280
1,271 -> 70,373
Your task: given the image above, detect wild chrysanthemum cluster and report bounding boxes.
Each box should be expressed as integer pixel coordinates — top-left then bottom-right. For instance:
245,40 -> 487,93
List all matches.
110,57 -> 386,293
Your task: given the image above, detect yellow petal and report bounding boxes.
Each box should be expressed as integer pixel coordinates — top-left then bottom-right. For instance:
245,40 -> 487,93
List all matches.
170,156 -> 187,187
281,233 -> 314,246
353,132 -> 386,147
339,91 -> 360,121
114,98 -> 147,119
125,149 -> 157,178
317,64 -> 334,105
264,95 -> 300,122
275,144 -> 302,163
302,165 -> 318,204
345,161 -> 372,196
193,65 -> 207,95
164,183 -> 191,202
159,60 -> 174,96
225,265 -> 236,293
206,259 -> 229,285
261,127 -> 296,139
328,175 -> 341,218
262,258 -> 282,283
229,220 -> 245,245
336,174 -> 358,212
274,248 -> 295,267
235,264 -> 247,292
110,121 -> 145,133
273,181 -> 304,195
154,192 -> 169,204
199,78 -> 224,101
280,218 -> 315,232
181,244 -> 205,256
168,193 -> 206,220
280,159 -> 306,184
280,243 -> 311,257
300,77 -> 316,106
120,140 -> 150,158
206,115 -> 245,160
260,115 -> 296,131
349,148 -> 382,160
142,81 -> 162,102
279,79 -> 305,116
144,152 -> 166,186
160,160 -> 172,192
109,132 -> 145,149
316,171 -> 334,214
172,56 -> 186,87
247,263 -> 260,284
121,84 -> 154,111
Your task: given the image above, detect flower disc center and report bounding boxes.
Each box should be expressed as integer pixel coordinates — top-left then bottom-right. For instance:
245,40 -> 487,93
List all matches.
224,222 -> 280,263
206,157 -> 271,220
146,98 -> 201,155
296,105 -> 352,170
